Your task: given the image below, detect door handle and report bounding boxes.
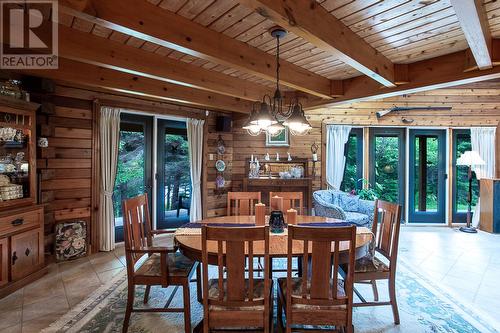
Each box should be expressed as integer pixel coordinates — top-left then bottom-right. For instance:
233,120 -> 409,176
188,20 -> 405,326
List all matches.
12,251 -> 18,265
25,248 -> 31,256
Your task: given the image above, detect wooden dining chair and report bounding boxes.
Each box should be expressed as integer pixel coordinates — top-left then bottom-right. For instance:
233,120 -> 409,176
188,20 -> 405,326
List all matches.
227,191 -> 261,216
269,191 -> 304,215
352,199 -> 402,325
122,194 -> 199,333
201,225 -> 273,333
277,225 -> 356,333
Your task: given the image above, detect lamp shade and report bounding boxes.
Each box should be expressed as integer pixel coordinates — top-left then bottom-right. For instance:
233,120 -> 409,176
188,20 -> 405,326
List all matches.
456,150 -> 486,166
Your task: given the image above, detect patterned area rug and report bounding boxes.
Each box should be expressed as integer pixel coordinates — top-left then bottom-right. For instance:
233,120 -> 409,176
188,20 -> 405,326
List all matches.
41,259 -> 500,333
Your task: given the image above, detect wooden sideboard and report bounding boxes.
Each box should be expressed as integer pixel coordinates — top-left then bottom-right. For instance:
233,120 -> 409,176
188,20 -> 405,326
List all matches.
480,178 -> 500,234
242,158 -> 313,214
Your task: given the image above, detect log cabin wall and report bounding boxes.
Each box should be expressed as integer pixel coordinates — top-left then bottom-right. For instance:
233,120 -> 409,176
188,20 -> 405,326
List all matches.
204,113 -> 234,218
33,93 -> 96,256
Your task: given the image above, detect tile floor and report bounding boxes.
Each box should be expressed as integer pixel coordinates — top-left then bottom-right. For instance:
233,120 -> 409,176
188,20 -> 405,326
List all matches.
0,226 -> 499,333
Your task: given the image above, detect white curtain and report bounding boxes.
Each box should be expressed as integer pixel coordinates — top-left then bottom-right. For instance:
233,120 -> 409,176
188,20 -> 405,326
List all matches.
325,125 -> 352,190
187,118 -> 205,222
471,127 -> 496,228
99,107 -> 121,251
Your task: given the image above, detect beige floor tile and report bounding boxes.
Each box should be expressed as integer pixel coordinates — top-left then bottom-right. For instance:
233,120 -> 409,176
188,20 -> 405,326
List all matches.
0,290 -> 23,312
21,312 -> 62,333
97,267 -> 124,284
0,307 -> 22,330
90,257 -> 124,273
21,295 -> 69,323
0,324 -> 21,333
22,276 -> 66,306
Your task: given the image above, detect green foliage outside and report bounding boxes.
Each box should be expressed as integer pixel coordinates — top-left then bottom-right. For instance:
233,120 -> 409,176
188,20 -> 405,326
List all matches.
340,132 -> 478,212
113,131 -> 146,218
162,134 -> 191,212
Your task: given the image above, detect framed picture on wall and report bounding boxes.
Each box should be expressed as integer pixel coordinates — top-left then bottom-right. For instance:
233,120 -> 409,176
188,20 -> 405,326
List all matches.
266,128 -> 289,147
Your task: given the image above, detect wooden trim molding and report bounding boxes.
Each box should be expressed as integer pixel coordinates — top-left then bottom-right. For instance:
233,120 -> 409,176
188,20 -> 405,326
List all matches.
91,99 -> 100,254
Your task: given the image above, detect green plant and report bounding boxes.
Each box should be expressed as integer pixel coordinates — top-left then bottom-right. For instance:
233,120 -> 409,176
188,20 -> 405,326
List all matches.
356,178 -> 377,201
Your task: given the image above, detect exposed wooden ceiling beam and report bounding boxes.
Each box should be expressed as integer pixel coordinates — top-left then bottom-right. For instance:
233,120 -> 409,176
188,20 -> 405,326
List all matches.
451,0 -> 492,70
305,49 -> 500,109
58,25 -> 271,102
58,0 -> 333,99
18,58 -> 253,113
239,0 -> 395,87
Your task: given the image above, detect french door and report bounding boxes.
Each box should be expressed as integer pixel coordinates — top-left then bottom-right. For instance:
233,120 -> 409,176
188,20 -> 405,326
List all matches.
369,128 -> 406,212
408,129 -> 446,224
156,119 -> 191,229
113,113 -> 153,242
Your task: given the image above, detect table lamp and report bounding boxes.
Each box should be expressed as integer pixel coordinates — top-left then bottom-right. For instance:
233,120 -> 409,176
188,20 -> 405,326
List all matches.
456,150 -> 485,233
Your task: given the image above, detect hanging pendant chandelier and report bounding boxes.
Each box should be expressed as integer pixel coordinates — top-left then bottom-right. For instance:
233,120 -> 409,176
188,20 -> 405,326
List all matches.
242,27 -> 312,137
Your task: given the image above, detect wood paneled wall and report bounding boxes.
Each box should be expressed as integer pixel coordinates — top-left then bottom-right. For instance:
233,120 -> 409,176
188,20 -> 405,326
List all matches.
35,95 -> 96,253
204,113 -> 234,218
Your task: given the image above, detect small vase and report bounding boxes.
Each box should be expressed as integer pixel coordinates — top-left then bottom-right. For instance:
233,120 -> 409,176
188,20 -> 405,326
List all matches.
269,210 -> 285,233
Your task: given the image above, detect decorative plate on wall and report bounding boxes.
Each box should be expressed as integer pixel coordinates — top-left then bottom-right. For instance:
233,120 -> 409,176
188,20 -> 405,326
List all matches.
215,175 -> 225,188
215,159 -> 226,172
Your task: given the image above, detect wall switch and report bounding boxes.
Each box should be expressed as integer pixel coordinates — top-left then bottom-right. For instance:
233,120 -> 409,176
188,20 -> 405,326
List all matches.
209,154 -> 214,161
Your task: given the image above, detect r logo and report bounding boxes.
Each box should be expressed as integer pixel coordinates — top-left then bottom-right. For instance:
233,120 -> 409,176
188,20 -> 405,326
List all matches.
1,0 -> 58,69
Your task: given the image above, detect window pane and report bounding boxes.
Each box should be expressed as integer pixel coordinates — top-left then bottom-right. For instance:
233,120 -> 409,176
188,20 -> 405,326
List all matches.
374,136 -> 400,203
113,126 -> 146,227
341,134 -> 358,192
413,136 -> 439,212
162,133 -> 191,224
455,134 -> 479,212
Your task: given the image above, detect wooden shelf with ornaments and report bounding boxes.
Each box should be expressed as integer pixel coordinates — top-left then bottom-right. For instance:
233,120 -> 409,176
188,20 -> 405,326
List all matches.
242,157 -> 313,214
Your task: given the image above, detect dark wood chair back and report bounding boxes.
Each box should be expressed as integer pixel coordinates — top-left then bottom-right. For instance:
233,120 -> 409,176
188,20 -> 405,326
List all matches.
227,192 -> 261,216
287,225 -> 356,308
202,225 -> 270,306
372,199 -> 402,268
122,193 -> 154,267
202,225 -> 270,330
269,191 -> 304,215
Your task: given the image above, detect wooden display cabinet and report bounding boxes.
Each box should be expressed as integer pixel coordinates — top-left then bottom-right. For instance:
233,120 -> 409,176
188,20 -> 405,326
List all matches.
242,158 -> 313,214
0,96 -> 46,299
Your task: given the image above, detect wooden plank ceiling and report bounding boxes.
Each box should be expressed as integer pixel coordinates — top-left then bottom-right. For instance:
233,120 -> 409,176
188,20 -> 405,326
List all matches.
18,0 -> 500,112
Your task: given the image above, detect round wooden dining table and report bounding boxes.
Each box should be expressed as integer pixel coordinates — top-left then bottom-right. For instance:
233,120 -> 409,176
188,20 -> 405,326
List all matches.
174,215 -> 373,264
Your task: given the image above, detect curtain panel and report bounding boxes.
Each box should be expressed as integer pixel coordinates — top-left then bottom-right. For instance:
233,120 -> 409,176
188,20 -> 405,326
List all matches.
470,127 -> 496,228
187,118 -> 205,222
325,125 -> 352,190
99,107 -> 121,251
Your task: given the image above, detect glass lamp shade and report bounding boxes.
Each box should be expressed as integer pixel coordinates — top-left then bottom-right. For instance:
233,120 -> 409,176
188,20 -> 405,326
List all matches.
242,110 -> 262,136
266,122 -> 285,137
283,104 -> 312,135
251,101 -> 277,129
456,151 -> 486,166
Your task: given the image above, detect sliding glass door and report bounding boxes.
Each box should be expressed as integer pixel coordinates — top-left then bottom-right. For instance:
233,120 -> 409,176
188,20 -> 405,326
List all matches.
113,114 -> 153,242
341,128 -> 363,193
369,128 -> 406,211
408,129 -> 446,224
156,119 -> 191,229
452,129 -> 479,223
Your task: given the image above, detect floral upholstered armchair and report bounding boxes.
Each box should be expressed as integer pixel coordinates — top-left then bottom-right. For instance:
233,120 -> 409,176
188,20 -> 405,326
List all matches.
313,190 -> 375,228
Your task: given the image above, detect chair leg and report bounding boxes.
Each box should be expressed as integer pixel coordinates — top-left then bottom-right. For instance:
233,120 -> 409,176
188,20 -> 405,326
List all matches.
389,278 -> 400,325
277,296 -> 283,333
143,285 -> 151,304
183,282 -> 192,333
371,280 -> 379,301
196,264 -> 202,303
122,285 -> 135,333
